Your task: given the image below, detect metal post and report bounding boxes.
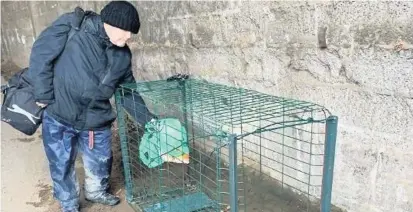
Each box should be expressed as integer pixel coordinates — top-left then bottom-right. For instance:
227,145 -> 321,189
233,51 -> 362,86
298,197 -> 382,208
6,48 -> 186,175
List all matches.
114,89 -> 134,202
321,116 -> 338,212
179,79 -> 192,184
228,134 -> 238,212
179,79 -> 188,132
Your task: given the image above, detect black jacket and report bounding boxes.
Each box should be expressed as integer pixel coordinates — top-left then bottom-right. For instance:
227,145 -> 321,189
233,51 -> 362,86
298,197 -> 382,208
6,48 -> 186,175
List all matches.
27,9 -> 149,130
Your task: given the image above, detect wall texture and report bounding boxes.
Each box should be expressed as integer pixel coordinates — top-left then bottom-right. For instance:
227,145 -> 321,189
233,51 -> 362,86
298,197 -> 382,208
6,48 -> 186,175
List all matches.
1,1 -> 413,212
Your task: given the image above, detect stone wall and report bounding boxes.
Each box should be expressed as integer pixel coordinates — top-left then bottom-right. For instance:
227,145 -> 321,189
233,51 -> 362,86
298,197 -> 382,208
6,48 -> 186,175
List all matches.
1,1 -> 413,212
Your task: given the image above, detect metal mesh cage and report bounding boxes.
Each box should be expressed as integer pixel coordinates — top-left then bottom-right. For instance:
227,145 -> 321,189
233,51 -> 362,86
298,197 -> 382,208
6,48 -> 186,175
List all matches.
114,78 -> 340,212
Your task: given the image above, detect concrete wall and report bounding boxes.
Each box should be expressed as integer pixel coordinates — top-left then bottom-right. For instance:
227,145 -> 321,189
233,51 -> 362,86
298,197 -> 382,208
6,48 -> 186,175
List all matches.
1,1 -> 413,212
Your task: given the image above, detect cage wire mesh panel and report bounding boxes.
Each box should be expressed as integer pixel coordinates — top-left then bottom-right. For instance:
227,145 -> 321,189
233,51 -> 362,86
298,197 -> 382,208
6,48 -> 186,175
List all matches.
114,78 -> 340,212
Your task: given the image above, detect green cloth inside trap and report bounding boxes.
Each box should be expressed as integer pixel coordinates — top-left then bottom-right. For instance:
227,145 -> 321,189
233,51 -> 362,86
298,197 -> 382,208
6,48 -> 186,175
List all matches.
143,192 -> 218,212
139,118 -> 190,168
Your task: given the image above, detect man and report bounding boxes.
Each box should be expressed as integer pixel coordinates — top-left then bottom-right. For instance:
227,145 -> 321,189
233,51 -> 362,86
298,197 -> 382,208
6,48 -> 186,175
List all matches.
27,1 -> 151,211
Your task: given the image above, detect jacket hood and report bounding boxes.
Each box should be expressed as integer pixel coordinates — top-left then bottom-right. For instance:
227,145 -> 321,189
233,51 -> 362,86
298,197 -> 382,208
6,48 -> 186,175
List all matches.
83,12 -> 112,47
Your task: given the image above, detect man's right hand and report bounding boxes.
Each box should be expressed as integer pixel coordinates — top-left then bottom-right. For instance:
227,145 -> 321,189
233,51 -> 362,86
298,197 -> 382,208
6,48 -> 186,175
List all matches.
36,102 -> 47,108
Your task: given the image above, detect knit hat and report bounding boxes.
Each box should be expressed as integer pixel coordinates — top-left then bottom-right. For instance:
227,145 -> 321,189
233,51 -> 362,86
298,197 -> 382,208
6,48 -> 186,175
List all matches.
101,1 -> 140,34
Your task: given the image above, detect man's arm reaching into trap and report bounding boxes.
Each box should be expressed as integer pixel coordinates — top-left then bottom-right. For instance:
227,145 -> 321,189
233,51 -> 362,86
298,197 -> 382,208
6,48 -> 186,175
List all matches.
117,65 -> 156,127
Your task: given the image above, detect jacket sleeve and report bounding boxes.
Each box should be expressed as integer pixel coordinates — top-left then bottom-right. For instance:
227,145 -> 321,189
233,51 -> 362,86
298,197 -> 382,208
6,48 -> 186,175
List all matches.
121,66 -> 136,84
28,12 -> 73,104
117,45 -> 136,85
116,51 -> 156,126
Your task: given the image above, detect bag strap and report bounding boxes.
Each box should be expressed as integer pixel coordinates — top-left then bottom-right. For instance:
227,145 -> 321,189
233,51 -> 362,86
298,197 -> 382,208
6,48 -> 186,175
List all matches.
68,7 -> 86,41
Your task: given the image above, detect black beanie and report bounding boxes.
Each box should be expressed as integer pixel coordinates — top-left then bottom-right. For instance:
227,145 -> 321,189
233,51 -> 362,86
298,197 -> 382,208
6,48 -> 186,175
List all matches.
101,1 -> 140,34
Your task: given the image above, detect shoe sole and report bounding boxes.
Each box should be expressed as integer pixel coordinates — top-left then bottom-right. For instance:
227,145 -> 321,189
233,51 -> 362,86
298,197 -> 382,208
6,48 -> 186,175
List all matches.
85,198 -> 120,206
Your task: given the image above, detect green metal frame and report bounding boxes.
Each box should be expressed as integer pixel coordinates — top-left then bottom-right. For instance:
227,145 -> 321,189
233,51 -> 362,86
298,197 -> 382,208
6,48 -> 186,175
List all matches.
321,116 -> 338,212
114,78 -> 340,212
115,89 -> 134,202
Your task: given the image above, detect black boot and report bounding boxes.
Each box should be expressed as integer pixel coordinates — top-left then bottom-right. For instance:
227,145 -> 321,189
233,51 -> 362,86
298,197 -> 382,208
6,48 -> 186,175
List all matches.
85,192 -> 120,206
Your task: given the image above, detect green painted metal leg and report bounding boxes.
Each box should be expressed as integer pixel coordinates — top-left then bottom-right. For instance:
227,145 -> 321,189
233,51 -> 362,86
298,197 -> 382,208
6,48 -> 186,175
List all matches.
321,116 -> 338,212
115,90 -> 134,202
229,134 -> 238,212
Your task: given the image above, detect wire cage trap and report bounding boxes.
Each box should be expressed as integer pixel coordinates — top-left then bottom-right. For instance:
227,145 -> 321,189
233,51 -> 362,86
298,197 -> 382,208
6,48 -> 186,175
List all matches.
114,77 -> 340,212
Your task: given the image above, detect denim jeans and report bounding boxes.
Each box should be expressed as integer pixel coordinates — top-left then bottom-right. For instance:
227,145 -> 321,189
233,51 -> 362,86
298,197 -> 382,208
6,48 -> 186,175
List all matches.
42,110 -> 113,210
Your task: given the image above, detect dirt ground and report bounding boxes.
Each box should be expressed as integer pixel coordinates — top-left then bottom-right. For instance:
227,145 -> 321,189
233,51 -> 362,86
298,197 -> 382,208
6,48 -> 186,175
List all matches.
0,123 -> 134,212
1,61 -> 134,212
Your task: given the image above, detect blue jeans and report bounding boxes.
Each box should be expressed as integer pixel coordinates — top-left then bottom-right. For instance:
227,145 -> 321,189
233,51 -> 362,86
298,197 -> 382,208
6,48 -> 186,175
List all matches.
42,110 -> 113,210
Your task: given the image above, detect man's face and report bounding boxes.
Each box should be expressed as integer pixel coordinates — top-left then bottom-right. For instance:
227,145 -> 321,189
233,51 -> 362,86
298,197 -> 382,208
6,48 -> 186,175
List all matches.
104,23 -> 132,47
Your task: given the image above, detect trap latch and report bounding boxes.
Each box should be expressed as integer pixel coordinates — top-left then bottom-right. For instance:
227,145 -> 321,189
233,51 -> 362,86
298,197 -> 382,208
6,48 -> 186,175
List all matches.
166,73 -> 190,82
